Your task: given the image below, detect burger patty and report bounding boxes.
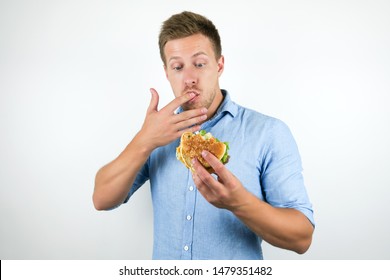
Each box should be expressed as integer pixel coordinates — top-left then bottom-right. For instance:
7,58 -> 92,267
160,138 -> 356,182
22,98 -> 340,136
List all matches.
181,134 -> 223,168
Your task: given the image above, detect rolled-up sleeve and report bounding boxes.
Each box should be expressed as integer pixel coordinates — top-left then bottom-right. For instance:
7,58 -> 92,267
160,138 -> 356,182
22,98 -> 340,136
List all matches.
123,158 -> 150,204
260,119 -> 315,226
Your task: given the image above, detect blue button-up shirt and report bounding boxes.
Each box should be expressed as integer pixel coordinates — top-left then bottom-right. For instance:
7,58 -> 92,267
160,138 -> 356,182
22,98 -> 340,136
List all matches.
125,90 -> 314,259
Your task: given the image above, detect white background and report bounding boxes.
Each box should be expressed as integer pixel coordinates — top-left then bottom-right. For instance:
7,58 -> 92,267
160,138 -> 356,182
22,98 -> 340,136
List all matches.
1,0 -> 389,260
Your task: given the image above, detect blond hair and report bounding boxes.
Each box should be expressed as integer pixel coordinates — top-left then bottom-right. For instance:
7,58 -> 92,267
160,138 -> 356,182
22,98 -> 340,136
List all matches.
159,11 -> 222,65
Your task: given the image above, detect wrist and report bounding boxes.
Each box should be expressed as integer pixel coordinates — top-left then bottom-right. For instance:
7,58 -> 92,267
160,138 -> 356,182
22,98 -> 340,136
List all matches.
230,190 -> 259,217
133,130 -> 156,154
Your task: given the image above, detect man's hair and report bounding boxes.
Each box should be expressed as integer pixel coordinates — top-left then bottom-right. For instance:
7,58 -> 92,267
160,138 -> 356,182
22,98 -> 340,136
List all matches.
159,11 -> 222,65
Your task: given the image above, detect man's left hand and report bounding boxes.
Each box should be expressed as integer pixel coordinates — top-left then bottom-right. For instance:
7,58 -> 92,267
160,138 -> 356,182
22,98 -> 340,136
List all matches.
191,150 -> 250,211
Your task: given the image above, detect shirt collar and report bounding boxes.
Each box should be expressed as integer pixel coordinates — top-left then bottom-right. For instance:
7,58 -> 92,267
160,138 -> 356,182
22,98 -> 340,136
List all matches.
215,89 -> 238,118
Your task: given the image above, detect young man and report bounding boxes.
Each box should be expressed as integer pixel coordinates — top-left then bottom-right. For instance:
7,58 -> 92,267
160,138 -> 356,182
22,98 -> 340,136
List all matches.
93,11 -> 314,259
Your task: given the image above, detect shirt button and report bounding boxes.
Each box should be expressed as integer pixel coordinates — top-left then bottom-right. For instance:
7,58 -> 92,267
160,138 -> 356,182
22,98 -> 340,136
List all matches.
184,245 -> 189,251
189,186 -> 194,191
186,215 -> 192,221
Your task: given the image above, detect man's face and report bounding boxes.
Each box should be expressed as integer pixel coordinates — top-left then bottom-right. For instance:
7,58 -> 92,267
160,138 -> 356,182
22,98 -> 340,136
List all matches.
164,33 -> 224,111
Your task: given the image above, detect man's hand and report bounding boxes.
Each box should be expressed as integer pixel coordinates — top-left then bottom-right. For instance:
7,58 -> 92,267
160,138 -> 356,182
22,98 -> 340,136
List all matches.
138,88 -> 208,151
93,88 -> 208,210
191,150 -> 314,254
191,150 -> 250,211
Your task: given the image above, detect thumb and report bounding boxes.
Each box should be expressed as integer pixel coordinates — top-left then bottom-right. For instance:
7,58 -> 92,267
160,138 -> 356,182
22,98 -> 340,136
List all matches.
147,88 -> 159,113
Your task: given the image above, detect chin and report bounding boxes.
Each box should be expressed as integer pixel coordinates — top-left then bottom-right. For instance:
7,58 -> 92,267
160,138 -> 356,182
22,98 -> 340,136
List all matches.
182,104 -> 199,111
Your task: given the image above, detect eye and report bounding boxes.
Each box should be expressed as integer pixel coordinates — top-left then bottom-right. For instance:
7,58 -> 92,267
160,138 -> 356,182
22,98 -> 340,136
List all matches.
172,65 -> 183,71
170,63 -> 183,71
195,63 -> 206,68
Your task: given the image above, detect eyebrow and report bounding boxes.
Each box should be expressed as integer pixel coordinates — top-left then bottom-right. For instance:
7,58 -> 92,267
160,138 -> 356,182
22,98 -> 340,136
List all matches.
168,51 -> 209,63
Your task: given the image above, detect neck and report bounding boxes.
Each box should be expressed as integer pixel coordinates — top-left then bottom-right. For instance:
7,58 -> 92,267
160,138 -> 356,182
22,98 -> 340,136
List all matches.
206,89 -> 224,121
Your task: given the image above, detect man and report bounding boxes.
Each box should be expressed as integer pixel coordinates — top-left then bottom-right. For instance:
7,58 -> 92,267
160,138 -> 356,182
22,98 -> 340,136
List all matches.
93,11 -> 314,259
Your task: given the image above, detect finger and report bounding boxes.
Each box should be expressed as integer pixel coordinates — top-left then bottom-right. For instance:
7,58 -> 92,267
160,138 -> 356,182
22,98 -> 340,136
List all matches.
147,88 -> 159,114
201,150 -> 229,179
192,170 -> 213,198
176,124 -> 202,137
163,92 -> 197,113
169,107 -> 207,133
191,160 -> 214,194
192,157 -> 224,194
173,107 -> 208,123
173,114 -> 207,131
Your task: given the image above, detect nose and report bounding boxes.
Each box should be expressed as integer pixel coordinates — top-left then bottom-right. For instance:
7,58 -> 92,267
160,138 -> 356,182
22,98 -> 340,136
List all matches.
183,69 -> 197,87
185,79 -> 196,86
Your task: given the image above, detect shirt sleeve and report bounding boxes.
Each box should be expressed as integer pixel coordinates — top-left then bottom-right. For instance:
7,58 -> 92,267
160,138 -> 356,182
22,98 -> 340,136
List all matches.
123,158 -> 150,204
260,119 -> 315,226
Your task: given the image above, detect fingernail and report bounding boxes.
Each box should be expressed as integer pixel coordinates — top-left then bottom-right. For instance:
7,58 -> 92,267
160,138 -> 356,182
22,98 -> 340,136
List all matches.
201,108 -> 208,114
202,150 -> 208,157
188,92 -> 195,98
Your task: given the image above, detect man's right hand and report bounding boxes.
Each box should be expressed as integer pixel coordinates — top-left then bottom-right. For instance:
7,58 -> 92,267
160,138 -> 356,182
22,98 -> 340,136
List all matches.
137,88 -> 208,151
93,88 -> 207,210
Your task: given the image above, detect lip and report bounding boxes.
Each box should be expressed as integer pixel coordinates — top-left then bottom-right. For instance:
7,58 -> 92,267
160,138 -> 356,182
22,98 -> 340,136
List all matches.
189,90 -> 200,99
186,90 -> 200,96
188,94 -> 199,104
184,90 -> 200,103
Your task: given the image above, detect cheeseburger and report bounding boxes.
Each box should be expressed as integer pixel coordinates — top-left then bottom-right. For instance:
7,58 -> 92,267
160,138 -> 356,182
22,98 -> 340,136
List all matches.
176,130 -> 230,173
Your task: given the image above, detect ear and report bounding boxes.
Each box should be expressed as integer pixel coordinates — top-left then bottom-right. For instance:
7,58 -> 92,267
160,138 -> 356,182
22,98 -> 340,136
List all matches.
217,55 -> 225,77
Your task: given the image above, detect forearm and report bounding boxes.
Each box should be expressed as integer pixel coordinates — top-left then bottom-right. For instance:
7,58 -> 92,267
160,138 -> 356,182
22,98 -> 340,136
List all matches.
93,132 -> 152,210
232,191 -> 314,254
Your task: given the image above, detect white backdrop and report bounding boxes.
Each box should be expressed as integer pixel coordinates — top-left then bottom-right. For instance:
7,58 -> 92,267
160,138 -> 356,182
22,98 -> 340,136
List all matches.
1,0 -> 389,260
